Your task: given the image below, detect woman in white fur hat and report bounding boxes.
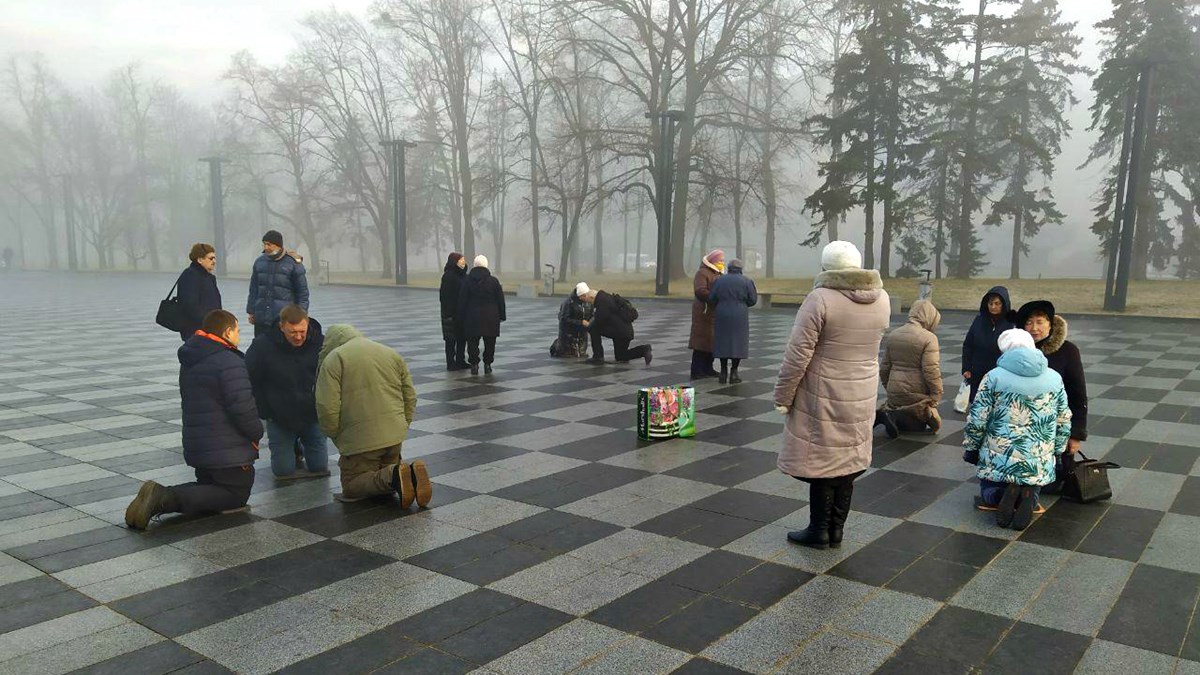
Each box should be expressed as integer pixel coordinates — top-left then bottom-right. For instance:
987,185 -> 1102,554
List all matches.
457,255 -> 506,375
774,241 -> 891,550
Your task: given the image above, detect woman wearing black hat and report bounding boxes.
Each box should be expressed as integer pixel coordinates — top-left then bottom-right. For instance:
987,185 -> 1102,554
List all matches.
1014,300 -> 1088,457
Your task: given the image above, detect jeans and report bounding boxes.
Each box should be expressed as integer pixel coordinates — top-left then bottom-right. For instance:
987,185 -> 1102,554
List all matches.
267,420 -> 329,476
980,478 -> 1041,506
169,465 -> 255,515
589,330 -> 649,362
339,445 -> 401,499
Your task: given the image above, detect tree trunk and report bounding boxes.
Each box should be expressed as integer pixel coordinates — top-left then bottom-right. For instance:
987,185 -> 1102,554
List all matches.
880,44 -> 902,279
592,151 -> 605,275
761,55 -> 779,277
1010,205 -> 1024,280
635,194 -> 644,274
934,159 -> 948,280
863,107 -> 878,270
1131,90 -> 1161,281
622,197 -> 629,273
529,111 -> 541,280
40,185 -> 58,270
955,0 -> 987,279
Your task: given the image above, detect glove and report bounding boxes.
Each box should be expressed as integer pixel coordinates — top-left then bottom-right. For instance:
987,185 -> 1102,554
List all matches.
775,405 -> 789,415
963,449 -> 980,465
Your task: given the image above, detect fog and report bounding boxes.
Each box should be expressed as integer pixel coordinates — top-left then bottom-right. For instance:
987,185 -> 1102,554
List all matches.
1,0 -> 1196,282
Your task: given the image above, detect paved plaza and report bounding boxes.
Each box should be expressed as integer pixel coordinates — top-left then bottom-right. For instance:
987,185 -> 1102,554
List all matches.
0,271 -> 1198,674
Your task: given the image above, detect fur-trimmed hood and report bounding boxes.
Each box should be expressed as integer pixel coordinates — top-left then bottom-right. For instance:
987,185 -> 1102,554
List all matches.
1036,315 -> 1069,356
813,268 -> 883,304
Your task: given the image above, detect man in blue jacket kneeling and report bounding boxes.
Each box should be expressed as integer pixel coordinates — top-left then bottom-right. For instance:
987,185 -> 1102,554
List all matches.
125,309 -> 263,529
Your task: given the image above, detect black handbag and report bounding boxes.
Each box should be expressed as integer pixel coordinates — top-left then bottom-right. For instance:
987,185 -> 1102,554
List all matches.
1061,451 -> 1120,504
156,280 -> 182,332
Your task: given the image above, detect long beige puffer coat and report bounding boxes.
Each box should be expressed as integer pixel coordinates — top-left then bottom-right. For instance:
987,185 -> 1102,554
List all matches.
774,269 -> 891,479
880,300 -> 943,422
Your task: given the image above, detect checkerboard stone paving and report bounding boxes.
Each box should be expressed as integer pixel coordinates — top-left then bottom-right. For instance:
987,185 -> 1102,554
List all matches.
1,272 -> 1199,675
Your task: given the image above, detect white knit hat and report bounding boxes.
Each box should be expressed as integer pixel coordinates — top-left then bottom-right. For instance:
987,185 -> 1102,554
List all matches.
575,282 -> 591,297
473,255 -> 489,269
821,241 -> 863,271
998,328 -> 1036,353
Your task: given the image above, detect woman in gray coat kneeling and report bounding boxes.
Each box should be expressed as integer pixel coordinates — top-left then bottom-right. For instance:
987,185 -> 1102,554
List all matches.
774,241 -> 891,549
710,259 -> 757,384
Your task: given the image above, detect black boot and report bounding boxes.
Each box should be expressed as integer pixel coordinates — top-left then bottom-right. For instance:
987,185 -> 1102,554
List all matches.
445,342 -> 456,371
470,363 -> 479,375
729,363 -> 742,384
719,361 -> 728,384
875,409 -> 899,439
788,481 -> 834,549
829,481 -> 854,548
484,363 -> 493,375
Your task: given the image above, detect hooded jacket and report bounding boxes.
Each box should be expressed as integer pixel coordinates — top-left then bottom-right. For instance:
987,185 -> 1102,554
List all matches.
710,267 -> 758,359
244,317 -> 324,433
965,347 -> 1072,486
177,332 -> 263,469
881,300 -> 943,416
775,268 -> 891,479
961,286 -> 1013,383
175,261 -> 222,340
591,290 -> 634,342
458,266 -> 506,338
439,254 -> 466,340
246,251 -> 309,323
1037,315 -> 1088,442
315,324 -> 417,455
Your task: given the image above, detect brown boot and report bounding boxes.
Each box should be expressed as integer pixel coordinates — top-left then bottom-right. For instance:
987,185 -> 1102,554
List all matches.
125,481 -> 172,530
411,460 -> 433,508
394,463 -> 415,508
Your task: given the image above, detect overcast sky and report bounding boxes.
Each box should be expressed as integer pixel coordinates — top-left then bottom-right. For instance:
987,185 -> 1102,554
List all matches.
2,0 -> 1126,277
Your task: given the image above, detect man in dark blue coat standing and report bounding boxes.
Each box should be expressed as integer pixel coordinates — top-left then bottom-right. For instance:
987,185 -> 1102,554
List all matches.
124,310 -> 263,530
247,230 -> 309,337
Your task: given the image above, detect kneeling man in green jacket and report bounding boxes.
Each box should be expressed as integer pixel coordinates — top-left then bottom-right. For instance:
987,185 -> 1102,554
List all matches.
316,324 -> 430,506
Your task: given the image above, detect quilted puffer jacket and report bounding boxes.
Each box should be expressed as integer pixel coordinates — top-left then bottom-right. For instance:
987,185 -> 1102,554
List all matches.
246,252 -> 309,323
881,300 -> 943,417
178,332 -> 263,469
774,269 -> 891,479
965,347 -> 1072,486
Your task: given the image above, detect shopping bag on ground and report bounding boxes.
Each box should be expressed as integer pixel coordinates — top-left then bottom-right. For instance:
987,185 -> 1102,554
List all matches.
953,381 -> 970,414
637,385 -> 696,441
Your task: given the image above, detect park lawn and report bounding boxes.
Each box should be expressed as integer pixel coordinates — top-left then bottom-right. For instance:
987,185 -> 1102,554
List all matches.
324,270 -> 1200,319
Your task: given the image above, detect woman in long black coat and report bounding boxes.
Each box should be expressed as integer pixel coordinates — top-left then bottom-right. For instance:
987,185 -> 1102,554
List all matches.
457,255 -> 506,375
961,286 -> 1013,402
439,252 -> 468,370
710,259 -> 757,384
176,243 -> 222,341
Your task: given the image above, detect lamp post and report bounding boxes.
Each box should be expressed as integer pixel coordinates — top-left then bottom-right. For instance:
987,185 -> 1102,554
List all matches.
58,174 -> 78,271
645,109 -> 685,296
383,139 -> 418,285
199,157 -> 229,277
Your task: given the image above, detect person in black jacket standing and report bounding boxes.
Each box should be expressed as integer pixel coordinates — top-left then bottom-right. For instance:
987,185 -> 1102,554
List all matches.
458,255 -> 505,375
124,310 -> 263,529
245,304 -> 328,479
247,230 -> 309,336
962,286 -> 1013,402
439,253 -> 469,370
586,288 -> 652,366
176,243 -> 222,341
1016,300 -> 1087,450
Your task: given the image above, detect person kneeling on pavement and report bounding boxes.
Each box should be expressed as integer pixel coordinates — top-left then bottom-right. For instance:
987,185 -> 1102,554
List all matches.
125,310 -> 262,529
964,328 -> 1072,530
315,324 -> 431,507
876,300 -> 944,438
551,282 -> 595,358
586,288 -> 652,366
245,304 -> 329,479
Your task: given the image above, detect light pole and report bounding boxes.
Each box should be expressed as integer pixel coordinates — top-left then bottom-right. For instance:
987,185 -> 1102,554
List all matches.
58,174 -> 78,271
383,139 -> 418,285
200,157 -> 229,277
645,109 -> 685,296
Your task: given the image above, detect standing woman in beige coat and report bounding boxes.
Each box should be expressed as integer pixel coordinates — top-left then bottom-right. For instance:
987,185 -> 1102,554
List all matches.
774,241 -> 891,549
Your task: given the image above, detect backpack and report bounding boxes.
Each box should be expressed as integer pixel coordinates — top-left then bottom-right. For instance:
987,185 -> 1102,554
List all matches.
612,294 -> 639,323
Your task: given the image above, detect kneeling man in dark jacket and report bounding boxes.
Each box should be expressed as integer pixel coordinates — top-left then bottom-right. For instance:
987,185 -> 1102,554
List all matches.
125,310 -> 263,529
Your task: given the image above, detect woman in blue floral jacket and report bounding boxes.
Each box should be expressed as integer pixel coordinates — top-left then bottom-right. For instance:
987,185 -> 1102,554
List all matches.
964,328 -> 1072,530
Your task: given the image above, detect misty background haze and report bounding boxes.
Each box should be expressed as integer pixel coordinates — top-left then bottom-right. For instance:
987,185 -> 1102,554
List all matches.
1,0 -> 1196,282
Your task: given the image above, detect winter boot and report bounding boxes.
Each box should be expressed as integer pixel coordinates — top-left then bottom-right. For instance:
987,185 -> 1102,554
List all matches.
125,481 -> 177,530
875,409 -> 899,439
410,460 -> 433,508
788,481 -> 835,550
393,463 -> 415,508
995,483 -> 1021,529
828,480 -> 855,548
928,407 -> 943,433
470,363 -> 479,375
729,363 -> 742,384
719,361 -> 728,385
643,346 -> 653,366
445,342 -> 456,371
1011,485 -> 1037,530
484,363 -> 493,375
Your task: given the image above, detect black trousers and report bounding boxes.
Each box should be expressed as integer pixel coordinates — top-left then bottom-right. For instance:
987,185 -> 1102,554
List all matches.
691,350 -> 716,375
168,465 -> 255,515
795,470 -> 865,487
444,337 -> 466,365
468,336 -> 497,365
590,330 -> 648,362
